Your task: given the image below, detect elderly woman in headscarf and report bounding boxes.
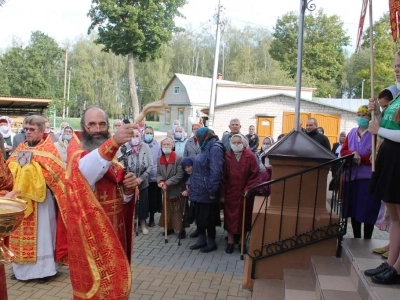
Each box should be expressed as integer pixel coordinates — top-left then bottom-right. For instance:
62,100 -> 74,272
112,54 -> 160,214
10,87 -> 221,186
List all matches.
257,136 -> 274,166
54,126 -> 73,166
188,127 -> 224,253
157,137 -> 187,238
184,122 -> 203,158
221,134 -> 260,254
126,128 -> 153,235
172,125 -> 187,157
340,105 -> 381,239
0,116 -> 15,159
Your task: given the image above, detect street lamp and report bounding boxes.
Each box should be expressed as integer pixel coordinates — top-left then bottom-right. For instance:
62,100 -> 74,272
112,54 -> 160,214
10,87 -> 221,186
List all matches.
361,79 -> 366,99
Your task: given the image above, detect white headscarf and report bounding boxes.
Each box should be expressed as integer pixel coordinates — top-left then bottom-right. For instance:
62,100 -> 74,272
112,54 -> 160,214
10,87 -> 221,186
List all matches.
0,116 -> 14,139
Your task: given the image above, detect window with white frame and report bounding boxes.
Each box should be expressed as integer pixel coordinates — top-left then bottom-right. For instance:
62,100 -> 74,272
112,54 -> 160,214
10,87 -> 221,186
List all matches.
173,86 -> 180,94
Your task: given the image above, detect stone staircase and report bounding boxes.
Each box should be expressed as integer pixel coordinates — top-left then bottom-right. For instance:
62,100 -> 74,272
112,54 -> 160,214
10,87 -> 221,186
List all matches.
251,238 -> 400,300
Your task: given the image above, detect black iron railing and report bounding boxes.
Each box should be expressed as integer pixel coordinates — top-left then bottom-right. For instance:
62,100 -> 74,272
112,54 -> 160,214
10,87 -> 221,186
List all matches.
245,154 -> 354,280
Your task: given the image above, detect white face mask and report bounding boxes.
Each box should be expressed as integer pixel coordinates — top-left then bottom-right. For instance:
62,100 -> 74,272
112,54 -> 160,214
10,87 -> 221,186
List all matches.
131,138 -> 140,146
174,133 -> 182,140
231,144 -> 243,152
0,125 -> 7,133
162,147 -> 172,154
45,129 -> 51,134
262,144 -> 271,152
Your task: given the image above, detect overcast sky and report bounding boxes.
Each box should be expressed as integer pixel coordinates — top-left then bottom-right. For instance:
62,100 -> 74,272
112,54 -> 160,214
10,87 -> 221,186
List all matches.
0,0 -> 389,51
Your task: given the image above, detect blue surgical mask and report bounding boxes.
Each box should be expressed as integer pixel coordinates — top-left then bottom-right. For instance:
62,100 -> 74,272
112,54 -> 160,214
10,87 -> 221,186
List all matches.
144,134 -> 153,143
64,135 -> 72,141
174,133 -> 182,140
357,117 -> 369,128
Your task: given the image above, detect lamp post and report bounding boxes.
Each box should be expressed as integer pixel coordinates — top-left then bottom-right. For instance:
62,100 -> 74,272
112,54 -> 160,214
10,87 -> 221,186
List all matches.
294,0 -> 316,131
361,79 -> 365,99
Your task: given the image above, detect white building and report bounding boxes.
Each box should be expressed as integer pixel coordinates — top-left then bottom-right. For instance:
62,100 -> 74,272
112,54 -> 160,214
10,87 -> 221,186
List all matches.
159,73 -> 367,146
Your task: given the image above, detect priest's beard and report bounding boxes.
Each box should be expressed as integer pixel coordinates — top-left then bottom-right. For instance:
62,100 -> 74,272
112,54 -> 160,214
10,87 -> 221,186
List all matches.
81,129 -> 110,152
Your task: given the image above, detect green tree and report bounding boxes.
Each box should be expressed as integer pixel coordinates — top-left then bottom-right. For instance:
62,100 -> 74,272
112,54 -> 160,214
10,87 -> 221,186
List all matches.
0,31 -> 63,98
269,9 -> 350,97
356,13 -> 399,98
88,0 -> 186,119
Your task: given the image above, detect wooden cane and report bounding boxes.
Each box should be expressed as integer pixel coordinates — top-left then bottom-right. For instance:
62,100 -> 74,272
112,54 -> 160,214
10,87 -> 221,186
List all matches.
241,196 -> 247,260
163,189 -> 168,243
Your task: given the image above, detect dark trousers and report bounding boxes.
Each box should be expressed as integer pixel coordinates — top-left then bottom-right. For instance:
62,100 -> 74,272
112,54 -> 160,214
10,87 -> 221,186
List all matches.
198,225 -> 216,239
351,218 -> 374,239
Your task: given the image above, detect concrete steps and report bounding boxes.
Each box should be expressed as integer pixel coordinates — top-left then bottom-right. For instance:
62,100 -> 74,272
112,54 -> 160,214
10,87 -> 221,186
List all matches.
342,239 -> 400,300
252,238 -> 400,300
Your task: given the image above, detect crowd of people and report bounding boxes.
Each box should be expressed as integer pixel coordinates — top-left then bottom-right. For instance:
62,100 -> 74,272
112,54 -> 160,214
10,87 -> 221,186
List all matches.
3,67 -> 400,291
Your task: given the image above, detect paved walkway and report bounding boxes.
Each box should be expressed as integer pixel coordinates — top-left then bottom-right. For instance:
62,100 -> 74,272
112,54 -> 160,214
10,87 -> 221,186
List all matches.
5,214 -> 252,300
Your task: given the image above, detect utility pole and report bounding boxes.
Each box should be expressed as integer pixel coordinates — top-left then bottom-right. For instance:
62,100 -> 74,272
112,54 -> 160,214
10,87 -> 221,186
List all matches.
62,49 -> 68,119
207,0 -> 223,129
294,0 -> 315,131
66,67 -> 71,117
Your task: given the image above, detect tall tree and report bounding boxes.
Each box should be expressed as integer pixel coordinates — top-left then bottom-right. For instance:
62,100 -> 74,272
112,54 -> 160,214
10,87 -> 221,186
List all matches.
269,9 -> 350,97
355,13 -> 399,98
88,0 -> 186,119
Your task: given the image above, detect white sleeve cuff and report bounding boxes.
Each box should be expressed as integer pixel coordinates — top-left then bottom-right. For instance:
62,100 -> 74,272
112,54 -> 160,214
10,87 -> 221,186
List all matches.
377,127 -> 400,143
79,149 -> 111,190
123,193 -> 134,203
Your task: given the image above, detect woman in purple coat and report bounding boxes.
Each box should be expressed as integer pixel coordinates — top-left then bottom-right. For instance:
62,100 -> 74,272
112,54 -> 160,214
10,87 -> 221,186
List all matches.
340,105 -> 381,239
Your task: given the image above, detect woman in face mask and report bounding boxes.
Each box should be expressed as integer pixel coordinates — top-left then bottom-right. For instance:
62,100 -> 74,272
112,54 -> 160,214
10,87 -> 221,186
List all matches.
221,134 -> 260,254
54,126 -> 73,166
0,116 -> 15,159
340,105 -> 380,241
126,129 -> 154,235
143,126 -> 162,227
257,136 -> 274,166
157,138 -> 187,238
172,125 -> 187,157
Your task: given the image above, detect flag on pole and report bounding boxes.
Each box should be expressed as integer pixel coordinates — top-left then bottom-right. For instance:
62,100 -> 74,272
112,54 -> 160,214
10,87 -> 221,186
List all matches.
356,0 -> 369,53
390,0 -> 400,42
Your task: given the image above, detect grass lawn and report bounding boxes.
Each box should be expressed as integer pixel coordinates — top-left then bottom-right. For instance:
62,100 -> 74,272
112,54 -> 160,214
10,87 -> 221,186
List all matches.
51,117 -> 160,131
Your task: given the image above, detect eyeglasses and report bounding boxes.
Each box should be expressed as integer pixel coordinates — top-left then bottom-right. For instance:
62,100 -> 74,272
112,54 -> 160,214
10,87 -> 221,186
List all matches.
23,127 -> 37,132
84,122 -> 108,131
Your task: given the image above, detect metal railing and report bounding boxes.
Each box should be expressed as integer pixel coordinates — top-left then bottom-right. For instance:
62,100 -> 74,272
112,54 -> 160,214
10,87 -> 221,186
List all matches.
245,154 -> 354,279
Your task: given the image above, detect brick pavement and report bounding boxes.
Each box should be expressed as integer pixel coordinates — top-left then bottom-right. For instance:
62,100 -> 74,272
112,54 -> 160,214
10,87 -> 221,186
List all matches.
5,214 -> 252,300
4,213 -> 390,299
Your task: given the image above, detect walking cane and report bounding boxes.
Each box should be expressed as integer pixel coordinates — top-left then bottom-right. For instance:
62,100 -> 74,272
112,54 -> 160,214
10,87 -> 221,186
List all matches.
241,196 -> 247,260
135,186 -> 140,237
163,189 -> 168,244
178,196 -> 187,246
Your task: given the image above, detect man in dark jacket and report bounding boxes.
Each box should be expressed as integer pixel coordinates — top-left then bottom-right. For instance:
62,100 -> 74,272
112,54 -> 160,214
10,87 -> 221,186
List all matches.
305,118 -> 331,151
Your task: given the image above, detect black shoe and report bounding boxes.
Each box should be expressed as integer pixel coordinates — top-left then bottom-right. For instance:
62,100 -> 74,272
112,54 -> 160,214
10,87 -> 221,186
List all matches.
148,220 -> 155,227
364,262 -> 389,277
234,234 -> 241,244
190,229 -> 199,238
225,243 -> 234,254
372,267 -> 400,284
10,274 -> 18,280
189,243 -> 207,250
178,230 -> 186,239
200,244 -> 217,253
167,229 -> 174,235
37,276 -> 54,284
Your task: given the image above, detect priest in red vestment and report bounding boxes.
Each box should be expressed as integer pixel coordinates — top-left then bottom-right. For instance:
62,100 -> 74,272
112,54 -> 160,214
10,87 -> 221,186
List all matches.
66,107 -> 138,300
7,115 -> 68,283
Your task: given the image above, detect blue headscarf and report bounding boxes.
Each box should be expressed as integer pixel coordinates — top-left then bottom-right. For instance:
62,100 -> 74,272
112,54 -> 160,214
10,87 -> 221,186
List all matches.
195,127 -> 218,150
